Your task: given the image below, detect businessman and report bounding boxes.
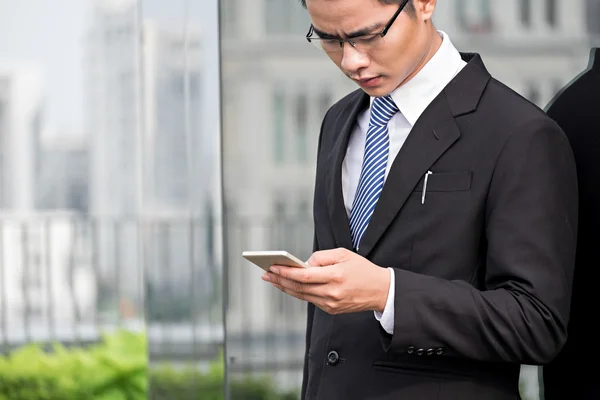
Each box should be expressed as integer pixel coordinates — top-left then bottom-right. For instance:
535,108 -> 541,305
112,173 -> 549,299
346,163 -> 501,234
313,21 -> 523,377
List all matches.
262,0 -> 579,398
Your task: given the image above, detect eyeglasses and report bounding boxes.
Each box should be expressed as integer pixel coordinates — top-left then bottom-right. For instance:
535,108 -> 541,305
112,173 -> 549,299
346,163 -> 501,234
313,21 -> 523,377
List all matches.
305,0 -> 409,54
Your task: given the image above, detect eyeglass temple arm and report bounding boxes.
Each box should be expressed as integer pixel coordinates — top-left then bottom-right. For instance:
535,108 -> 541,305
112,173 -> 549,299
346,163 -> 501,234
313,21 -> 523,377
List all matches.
306,25 -> 314,41
381,0 -> 409,36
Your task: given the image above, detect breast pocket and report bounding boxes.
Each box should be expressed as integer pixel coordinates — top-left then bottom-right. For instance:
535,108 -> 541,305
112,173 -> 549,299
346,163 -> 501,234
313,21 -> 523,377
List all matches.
408,171 -> 475,275
412,171 -> 472,193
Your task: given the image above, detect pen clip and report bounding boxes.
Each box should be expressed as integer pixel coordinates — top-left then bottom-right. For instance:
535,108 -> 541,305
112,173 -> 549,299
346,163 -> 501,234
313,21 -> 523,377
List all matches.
421,170 -> 433,205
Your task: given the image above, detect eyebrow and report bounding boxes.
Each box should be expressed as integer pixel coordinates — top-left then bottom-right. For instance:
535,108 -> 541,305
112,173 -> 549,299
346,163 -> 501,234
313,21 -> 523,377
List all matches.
312,23 -> 384,40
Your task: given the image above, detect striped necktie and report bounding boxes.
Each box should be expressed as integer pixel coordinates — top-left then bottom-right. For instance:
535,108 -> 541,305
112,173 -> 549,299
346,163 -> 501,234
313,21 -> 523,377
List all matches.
349,95 -> 399,250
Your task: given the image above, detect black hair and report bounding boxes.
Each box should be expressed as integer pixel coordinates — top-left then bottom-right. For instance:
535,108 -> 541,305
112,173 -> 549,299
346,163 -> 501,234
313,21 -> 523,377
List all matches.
299,0 -> 417,19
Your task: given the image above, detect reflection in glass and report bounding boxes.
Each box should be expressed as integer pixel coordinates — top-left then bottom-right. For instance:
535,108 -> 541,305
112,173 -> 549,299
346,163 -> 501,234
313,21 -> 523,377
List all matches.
137,0 -> 224,398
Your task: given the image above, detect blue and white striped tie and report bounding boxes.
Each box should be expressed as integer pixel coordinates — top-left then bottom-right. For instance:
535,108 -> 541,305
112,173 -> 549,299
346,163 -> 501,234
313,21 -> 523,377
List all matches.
349,95 -> 399,250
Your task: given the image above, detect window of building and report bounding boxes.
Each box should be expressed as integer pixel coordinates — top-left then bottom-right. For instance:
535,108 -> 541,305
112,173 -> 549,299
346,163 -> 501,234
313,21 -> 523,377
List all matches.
0,100 -> 4,207
222,0 -> 237,38
525,81 -> 541,106
275,199 -> 285,219
456,0 -> 467,27
520,0 -> 532,28
546,0 -> 557,28
586,0 -> 600,34
272,198 -> 288,249
273,87 -> 285,164
265,0 -> 310,35
455,0 -> 493,33
552,78 -> 565,99
298,199 -> 310,219
296,92 -> 308,163
318,90 -> 332,119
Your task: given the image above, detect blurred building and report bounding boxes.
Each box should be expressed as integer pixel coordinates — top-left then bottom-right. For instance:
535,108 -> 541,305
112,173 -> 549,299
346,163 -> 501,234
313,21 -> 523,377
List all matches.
85,0 -> 212,320
36,130 -> 89,213
141,20 -> 203,211
0,68 -> 95,345
86,0 -> 207,216
0,66 -> 43,212
85,0 -> 142,315
0,212 -> 96,341
438,0 -> 592,106
86,0 -> 140,218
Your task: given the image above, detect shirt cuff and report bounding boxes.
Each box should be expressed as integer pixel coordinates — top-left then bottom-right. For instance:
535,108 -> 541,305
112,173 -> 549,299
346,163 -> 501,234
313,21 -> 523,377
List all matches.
374,267 -> 395,335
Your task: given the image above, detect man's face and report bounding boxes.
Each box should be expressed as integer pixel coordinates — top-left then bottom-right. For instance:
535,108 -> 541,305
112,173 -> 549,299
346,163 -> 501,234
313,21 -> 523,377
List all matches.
306,0 -> 431,97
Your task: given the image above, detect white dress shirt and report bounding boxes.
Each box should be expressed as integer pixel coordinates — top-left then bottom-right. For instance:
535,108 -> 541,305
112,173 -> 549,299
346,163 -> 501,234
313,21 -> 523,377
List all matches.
341,31 -> 467,335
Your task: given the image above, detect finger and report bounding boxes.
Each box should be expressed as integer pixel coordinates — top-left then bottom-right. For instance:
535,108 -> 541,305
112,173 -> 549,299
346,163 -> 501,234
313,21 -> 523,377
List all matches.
274,284 -> 324,305
270,265 -> 333,284
307,248 -> 349,267
264,272 -> 306,292
263,272 -> 331,296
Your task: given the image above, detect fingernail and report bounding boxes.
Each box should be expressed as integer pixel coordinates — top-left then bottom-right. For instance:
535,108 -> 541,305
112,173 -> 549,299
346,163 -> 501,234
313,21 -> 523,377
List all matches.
262,274 -> 270,282
270,267 -> 279,275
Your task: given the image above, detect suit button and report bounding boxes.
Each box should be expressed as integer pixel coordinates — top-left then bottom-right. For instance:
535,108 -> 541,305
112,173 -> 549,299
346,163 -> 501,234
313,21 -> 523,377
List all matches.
416,348 -> 425,356
327,350 -> 340,366
436,348 -> 445,356
426,348 -> 435,356
406,346 -> 416,355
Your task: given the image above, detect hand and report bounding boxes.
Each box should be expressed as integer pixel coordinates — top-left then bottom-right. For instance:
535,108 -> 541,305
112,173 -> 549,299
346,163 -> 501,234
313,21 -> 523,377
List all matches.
262,248 -> 390,315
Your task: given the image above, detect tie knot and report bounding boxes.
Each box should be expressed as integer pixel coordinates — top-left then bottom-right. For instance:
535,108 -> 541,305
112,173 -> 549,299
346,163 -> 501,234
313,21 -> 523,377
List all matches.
369,95 -> 399,127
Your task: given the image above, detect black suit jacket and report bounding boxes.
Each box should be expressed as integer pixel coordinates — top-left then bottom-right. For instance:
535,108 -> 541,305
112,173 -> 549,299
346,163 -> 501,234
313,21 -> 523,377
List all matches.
543,48 -> 600,400
302,53 -> 578,400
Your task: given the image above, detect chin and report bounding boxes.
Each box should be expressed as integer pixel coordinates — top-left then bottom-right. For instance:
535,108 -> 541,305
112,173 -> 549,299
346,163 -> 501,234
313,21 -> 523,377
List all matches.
361,86 -> 392,98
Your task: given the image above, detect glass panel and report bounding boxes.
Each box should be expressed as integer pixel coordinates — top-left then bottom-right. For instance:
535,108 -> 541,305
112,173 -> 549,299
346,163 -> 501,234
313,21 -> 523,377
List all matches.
139,0 -> 224,398
0,0 -> 148,397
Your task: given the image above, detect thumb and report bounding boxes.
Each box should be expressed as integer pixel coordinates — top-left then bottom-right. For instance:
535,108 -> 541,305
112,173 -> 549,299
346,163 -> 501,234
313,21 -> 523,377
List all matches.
307,248 -> 348,267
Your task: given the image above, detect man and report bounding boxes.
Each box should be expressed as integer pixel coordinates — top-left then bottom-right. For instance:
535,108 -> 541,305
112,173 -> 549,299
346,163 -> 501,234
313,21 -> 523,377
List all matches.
261,0 -> 579,398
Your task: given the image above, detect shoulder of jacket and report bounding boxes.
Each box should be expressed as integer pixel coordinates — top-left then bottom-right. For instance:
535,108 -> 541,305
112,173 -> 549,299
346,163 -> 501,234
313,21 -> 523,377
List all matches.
324,88 -> 365,121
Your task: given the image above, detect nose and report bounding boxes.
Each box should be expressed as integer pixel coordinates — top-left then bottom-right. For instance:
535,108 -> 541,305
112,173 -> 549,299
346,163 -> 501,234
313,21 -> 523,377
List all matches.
340,43 -> 369,74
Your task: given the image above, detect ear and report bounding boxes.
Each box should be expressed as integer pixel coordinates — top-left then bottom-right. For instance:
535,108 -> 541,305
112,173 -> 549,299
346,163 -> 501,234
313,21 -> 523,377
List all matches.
413,0 -> 437,21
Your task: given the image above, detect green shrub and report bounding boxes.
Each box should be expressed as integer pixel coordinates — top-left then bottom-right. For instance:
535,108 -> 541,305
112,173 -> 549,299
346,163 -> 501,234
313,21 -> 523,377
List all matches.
0,330 -> 299,400
0,329 -> 146,400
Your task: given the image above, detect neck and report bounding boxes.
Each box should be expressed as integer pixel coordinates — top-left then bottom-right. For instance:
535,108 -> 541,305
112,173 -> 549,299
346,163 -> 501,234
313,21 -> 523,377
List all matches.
399,26 -> 443,87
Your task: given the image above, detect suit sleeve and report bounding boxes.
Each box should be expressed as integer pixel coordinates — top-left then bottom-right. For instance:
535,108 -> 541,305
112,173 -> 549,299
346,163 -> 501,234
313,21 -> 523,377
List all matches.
302,108 -> 330,399
301,236 -> 317,400
386,117 -> 578,365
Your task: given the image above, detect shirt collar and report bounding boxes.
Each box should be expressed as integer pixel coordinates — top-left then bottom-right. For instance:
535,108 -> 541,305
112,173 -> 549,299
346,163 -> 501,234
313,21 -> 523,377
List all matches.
370,30 -> 463,126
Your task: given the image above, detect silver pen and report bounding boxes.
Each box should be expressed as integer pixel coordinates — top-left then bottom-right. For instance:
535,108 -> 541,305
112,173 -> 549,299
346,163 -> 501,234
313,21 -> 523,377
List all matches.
422,170 -> 433,204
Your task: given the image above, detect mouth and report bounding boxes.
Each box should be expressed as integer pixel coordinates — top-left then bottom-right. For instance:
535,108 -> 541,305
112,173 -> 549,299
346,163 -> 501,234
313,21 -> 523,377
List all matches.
355,76 -> 382,88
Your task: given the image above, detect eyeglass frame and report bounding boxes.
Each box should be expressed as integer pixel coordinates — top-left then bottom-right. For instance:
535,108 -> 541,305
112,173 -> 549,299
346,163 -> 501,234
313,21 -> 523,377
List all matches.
305,0 -> 410,51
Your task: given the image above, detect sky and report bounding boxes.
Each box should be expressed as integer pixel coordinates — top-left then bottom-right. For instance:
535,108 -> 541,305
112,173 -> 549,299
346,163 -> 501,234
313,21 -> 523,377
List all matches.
0,0 -> 88,134
0,0 -> 213,138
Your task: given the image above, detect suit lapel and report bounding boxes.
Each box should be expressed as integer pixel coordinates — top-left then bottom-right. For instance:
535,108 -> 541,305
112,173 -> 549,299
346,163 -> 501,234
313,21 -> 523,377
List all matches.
357,53 -> 491,258
323,53 -> 490,255
356,94 -> 460,257
326,91 -> 370,250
